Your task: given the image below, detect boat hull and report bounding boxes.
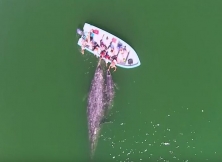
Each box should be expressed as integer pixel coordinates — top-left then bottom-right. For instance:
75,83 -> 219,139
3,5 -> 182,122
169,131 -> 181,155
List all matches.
77,23 -> 141,69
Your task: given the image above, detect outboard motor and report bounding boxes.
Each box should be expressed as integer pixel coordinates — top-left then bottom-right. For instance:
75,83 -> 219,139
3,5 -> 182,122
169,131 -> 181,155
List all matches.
76,28 -> 83,36
128,58 -> 133,65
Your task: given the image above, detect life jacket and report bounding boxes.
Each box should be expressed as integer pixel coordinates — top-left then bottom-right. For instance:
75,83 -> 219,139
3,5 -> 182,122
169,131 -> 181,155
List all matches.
112,37 -> 117,43
100,50 -> 106,57
92,29 -> 99,34
105,52 -> 110,59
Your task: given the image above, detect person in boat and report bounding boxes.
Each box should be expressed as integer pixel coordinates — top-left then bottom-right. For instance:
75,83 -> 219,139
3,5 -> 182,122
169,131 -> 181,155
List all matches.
104,51 -> 111,67
100,50 -> 106,58
80,31 -> 94,54
100,40 -> 106,50
89,29 -> 94,42
117,41 -> 123,51
100,35 -> 108,50
108,55 -> 118,72
80,34 -> 88,54
123,46 -> 127,52
91,40 -> 100,52
120,45 -> 127,55
99,50 -> 110,66
107,41 -> 115,51
104,51 -> 110,60
80,43 -> 85,54
107,41 -> 116,57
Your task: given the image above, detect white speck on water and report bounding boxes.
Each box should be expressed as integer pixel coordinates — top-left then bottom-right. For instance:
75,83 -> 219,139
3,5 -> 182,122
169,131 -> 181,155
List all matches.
192,139 -> 194,140
167,128 -> 171,131
169,151 -> 173,154
185,160 -> 188,162
120,123 -> 124,125
156,124 -> 160,126
168,115 -> 170,117
144,149 -> 147,152
113,156 -> 115,159
176,146 -> 179,148
187,108 -> 189,110
173,139 -> 177,142
146,133 -> 149,135
202,110 -> 204,112
162,142 -> 170,146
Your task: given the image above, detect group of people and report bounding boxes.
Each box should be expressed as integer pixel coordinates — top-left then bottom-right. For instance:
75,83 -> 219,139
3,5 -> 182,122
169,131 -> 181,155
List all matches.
80,29 -> 123,72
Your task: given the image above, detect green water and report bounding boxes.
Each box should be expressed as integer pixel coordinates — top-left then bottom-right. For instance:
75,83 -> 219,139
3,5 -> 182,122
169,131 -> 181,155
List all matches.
1,0 -> 222,161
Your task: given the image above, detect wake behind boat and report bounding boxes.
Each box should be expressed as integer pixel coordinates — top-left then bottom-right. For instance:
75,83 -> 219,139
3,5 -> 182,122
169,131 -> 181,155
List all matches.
77,23 -> 141,69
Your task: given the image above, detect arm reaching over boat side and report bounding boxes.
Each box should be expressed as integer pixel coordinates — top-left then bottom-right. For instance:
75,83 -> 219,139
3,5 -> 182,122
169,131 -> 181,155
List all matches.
108,59 -> 117,72
80,39 -> 87,54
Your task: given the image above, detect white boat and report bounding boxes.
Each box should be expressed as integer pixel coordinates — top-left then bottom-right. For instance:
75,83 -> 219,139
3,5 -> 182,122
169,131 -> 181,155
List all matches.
77,23 -> 141,69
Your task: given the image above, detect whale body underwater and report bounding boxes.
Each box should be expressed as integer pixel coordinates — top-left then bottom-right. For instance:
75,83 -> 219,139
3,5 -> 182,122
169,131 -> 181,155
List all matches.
87,61 -> 115,158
